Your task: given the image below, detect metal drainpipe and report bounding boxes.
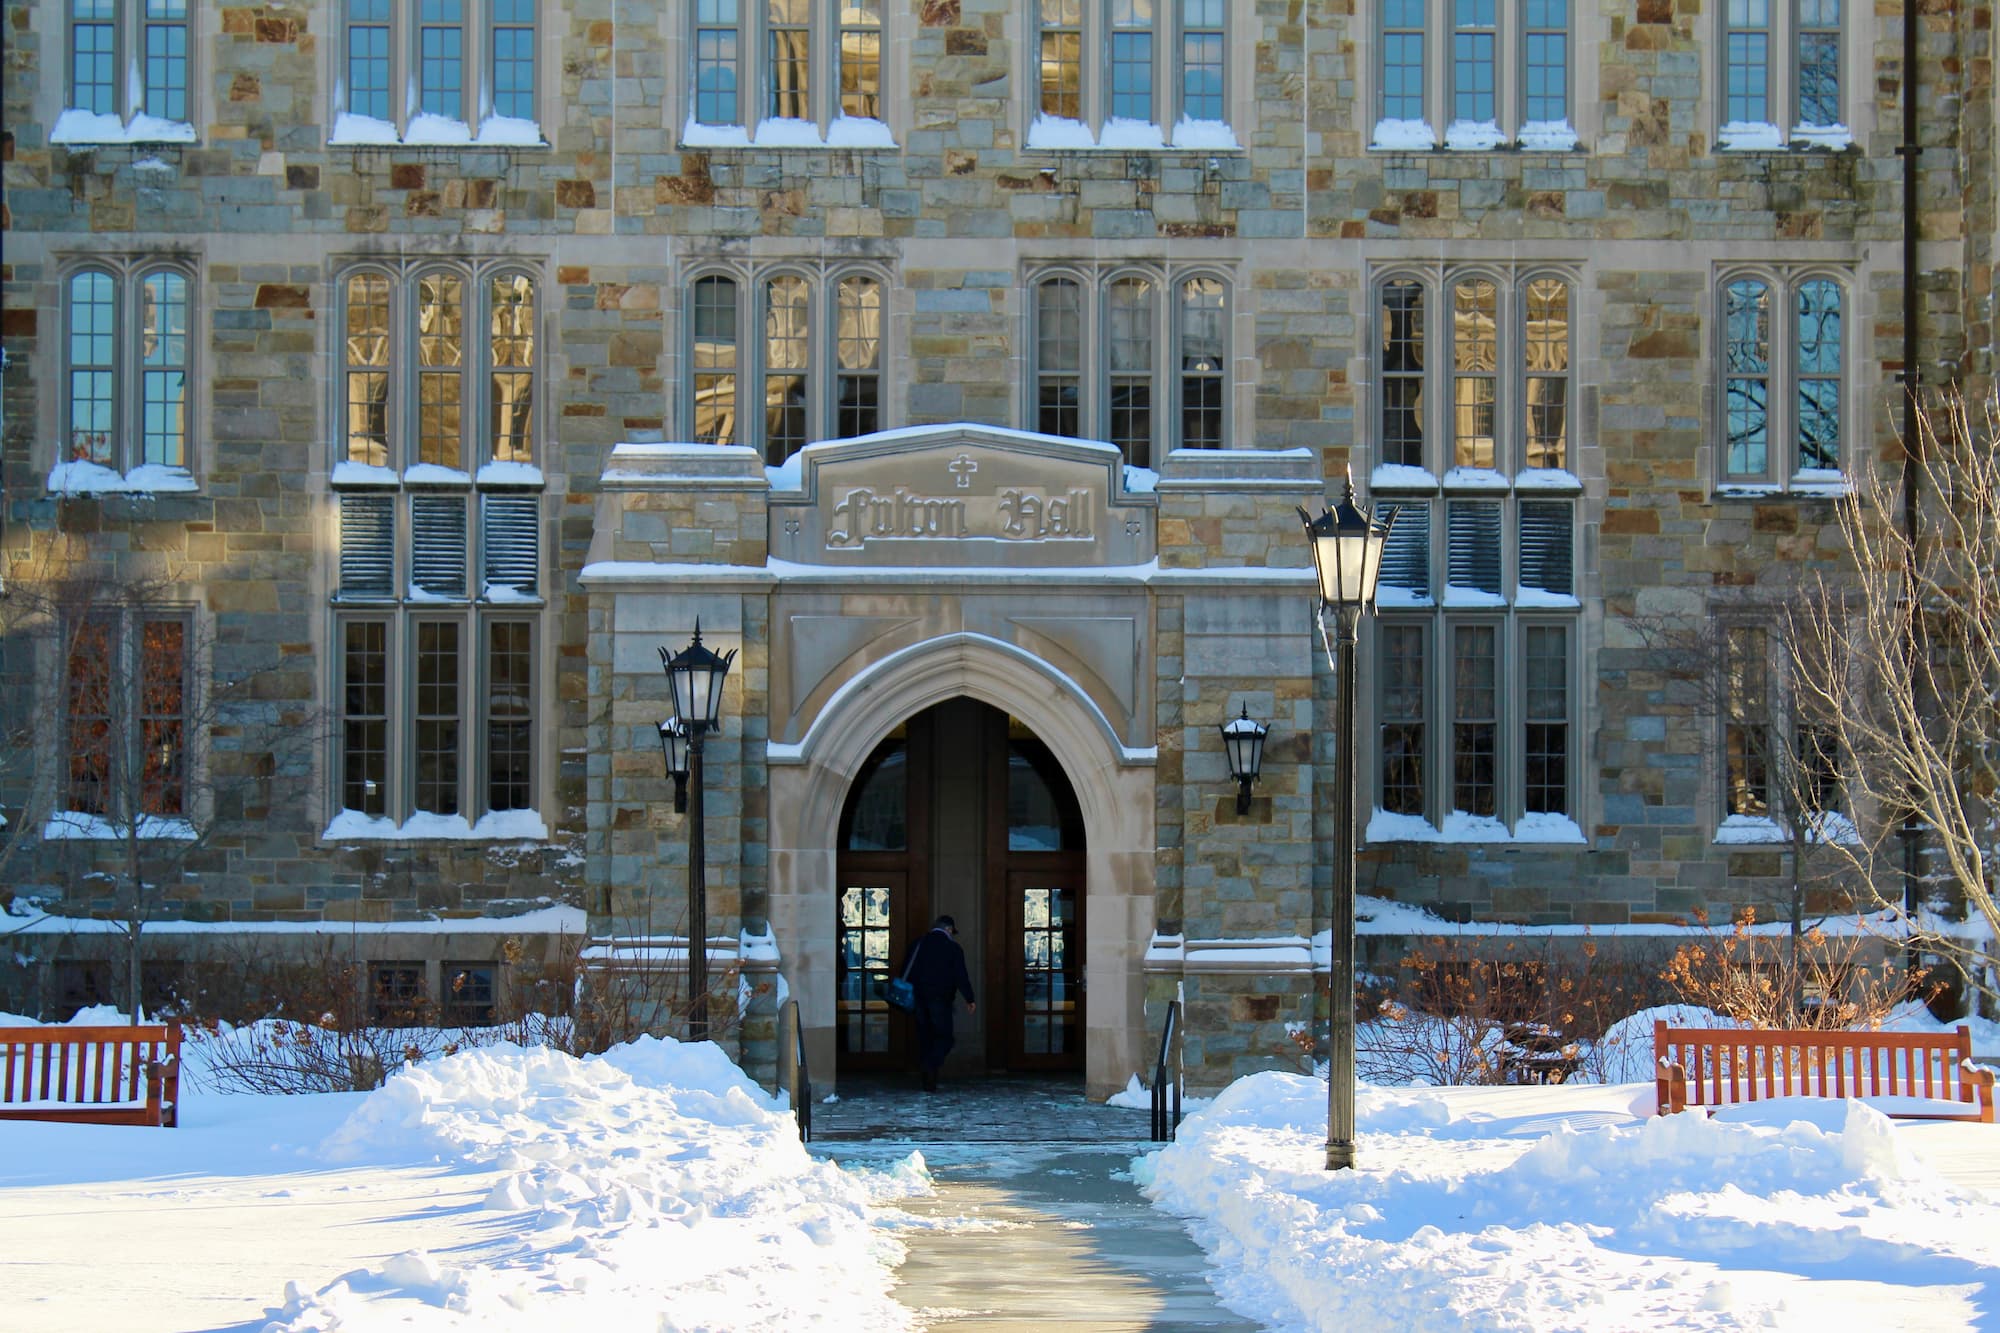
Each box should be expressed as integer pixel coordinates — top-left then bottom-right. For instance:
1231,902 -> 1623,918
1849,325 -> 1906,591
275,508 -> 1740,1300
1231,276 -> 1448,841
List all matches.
1898,0 -> 1922,962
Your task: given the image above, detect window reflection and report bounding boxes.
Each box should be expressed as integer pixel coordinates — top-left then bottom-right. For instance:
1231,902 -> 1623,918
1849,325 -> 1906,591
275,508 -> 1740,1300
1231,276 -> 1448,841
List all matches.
1524,278 -> 1568,471
692,275 -> 738,445
1452,279 -> 1497,469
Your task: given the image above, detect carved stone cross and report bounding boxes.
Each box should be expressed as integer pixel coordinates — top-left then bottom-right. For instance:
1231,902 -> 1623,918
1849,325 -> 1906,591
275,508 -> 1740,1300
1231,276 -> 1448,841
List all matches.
948,454 -> 978,489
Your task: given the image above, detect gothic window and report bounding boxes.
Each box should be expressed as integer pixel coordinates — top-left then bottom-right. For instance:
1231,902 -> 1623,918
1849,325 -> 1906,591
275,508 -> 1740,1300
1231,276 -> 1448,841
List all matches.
61,260 -> 195,480
1718,271 -> 1846,488
1373,1 -> 1574,150
1029,267 -> 1231,463
1032,0 -> 1232,146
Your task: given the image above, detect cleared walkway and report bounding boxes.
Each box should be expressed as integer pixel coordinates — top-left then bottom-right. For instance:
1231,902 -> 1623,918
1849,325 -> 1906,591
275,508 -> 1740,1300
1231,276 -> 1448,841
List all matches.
812,1076 -> 1262,1331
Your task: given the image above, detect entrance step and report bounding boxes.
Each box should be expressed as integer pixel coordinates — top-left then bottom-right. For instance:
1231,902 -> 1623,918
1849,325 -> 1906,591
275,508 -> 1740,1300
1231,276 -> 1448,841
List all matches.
807,1073 -> 1150,1143
819,1143 -> 1261,1331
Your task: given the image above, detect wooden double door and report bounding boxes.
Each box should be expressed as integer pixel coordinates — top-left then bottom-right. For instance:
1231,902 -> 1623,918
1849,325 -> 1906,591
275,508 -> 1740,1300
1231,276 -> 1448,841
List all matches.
835,700 -> 1085,1073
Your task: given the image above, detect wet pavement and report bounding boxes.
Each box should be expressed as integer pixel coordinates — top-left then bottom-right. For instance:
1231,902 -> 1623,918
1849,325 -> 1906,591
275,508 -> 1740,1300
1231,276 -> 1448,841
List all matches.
810,1076 -> 1262,1331
807,1072 -> 1156,1143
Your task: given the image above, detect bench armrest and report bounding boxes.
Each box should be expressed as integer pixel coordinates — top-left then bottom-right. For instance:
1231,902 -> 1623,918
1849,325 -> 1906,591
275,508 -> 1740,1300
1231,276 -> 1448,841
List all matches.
1656,1056 -> 1688,1116
1962,1060 -> 1996,1125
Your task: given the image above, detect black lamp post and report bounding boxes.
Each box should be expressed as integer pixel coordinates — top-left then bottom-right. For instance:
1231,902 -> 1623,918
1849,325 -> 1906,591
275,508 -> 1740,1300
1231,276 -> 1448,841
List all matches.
659,620 -> 735,1042
1220,706 -> 1269,815
1298,476 -> 1394,1171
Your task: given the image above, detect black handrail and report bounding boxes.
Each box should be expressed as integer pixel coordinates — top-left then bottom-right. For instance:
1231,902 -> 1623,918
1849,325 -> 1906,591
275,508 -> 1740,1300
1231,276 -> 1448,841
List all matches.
1150,999 -> 1183,1142
780,998 -> 811,1143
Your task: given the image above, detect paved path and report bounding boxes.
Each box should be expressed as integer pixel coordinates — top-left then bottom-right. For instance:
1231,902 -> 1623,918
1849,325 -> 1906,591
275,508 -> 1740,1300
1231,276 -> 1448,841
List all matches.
812,1077 -> 1262,1331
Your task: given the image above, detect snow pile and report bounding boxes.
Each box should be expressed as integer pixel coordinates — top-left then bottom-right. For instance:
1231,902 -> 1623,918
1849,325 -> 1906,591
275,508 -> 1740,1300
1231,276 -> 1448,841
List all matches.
1138,1070 -> 2000,1331
270,1038 -> 927,1331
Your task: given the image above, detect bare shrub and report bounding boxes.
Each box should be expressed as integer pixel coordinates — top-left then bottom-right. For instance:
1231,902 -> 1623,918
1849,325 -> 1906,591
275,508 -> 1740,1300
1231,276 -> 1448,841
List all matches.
173,926 -> 764,1094
1659,908 -> 1937,1031
1354,935 -> 1669,1086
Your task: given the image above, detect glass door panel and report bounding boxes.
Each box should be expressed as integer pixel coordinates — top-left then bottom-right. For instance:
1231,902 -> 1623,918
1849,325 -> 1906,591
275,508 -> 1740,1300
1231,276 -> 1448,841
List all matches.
836,873 -> 903,1063
1010,872 -> 1081,1068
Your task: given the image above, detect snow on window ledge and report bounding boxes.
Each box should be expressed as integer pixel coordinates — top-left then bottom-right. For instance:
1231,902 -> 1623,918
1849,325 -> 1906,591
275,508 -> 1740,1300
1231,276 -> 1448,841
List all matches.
1023,114 -> 1238,152
48,461 -> 199,495
1365,809 -> 1588,845
51,109 -> 197,145
1370,118 -> 1436,151
331,461 -> 397,486
1517,120 -> 1579,152
1373,587 -> 1435,610
679,115 -> 899,150
43,812 -> 196,841
1717,121 -> 1786,152
323,809 -> 551,842
1169,116 -> 1239,151
1789,469 -> 1852,497
1441,586 -> 1508,608
1514,468 -> 1584,492
329,112 -> 548,148
1441,466 -> 1510,491
1444,119 -> 1506,151
1789,123 -> 1852,151
1513,587 -> 1581,609
404,463 -> 472,485
1715,813 -> 1786,844
475,461 -> 544,487
1370,463 -> 1439,492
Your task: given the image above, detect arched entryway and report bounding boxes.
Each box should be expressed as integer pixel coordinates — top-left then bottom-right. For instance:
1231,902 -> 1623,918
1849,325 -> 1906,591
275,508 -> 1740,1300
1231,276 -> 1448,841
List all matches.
764,632 -> 1154,1100
833,700 -> 1086,1076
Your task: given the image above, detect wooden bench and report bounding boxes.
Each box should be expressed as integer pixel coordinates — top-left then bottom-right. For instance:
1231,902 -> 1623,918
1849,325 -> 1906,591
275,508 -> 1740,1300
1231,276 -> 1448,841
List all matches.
0,1023 -> 182,1128
1655,1019 -> 1994,1123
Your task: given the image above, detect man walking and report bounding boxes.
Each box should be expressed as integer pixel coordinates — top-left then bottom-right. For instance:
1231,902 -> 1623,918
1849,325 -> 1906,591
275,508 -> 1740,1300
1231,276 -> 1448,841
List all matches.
902,914 -> 976,1092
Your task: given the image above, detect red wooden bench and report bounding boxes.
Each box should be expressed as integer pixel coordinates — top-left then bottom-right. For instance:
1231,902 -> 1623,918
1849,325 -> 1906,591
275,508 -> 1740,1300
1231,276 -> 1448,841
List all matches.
1655,1019 -> 1994,1123
0,1023 -> 182,1128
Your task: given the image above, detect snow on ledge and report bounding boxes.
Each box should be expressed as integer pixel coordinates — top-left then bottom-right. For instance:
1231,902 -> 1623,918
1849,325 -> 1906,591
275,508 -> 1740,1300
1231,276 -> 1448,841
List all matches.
1790,122 -> 1853,151
1444,119 -> 1506,151
1371,118 -> 1436,151
1517,119 -> 1579,151
331,461 -> 398,486
677,115 -> 898,150
1371,463 -> 1438,491
48,461 -> 199,495
1441,466 -> 1510,491
1715,814 -> 1787,844
328,111 -> 546,148
1027,113 -> 1097,150
1098,117 -> 1166,151
1366,808 -> 1588,845
43,812 -> 196,841
1169,116 -> 1239,150
1718,120 -> 1786,151
1515,468 -> 1583,492
323,808 -> 551,841
52,109 -> 196,144
330,112 -> 400,145
476,460 -> 545,486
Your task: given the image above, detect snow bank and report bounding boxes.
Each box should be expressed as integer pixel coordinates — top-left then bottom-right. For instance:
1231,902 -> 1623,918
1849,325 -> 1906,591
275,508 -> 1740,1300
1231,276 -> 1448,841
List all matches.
272,1038 -> 927,1331
1138,1070 -> 2000,1331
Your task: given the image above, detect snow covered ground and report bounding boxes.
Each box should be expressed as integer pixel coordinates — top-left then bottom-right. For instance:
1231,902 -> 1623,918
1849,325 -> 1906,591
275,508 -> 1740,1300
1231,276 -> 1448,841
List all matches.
1138,1075 -> 2000,1331
3,1013 -> 1996,1330
0,1035 -> 929,1332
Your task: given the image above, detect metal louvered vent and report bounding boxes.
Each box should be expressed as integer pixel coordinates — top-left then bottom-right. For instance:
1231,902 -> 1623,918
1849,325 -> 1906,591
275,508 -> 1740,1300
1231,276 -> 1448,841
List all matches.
1377,502 -> 1431,599
481,494 -> 540,599
338,494 -> 395,600
1446,500 -> 1504,598
1518,500 -> 1575,598
410,495 -> 468,599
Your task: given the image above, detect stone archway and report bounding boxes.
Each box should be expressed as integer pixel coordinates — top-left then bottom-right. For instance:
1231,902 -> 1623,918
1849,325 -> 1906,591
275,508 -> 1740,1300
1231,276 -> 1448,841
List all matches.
767,632 -> 1154,1099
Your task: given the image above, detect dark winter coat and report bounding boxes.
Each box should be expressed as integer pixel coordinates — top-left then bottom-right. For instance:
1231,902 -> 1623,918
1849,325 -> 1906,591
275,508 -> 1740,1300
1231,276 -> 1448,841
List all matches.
903,928 -> 975,1005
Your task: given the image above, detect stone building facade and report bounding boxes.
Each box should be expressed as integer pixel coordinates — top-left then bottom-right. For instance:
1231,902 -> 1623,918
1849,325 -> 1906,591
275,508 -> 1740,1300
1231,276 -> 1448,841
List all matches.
1,1 -> 1994,1093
